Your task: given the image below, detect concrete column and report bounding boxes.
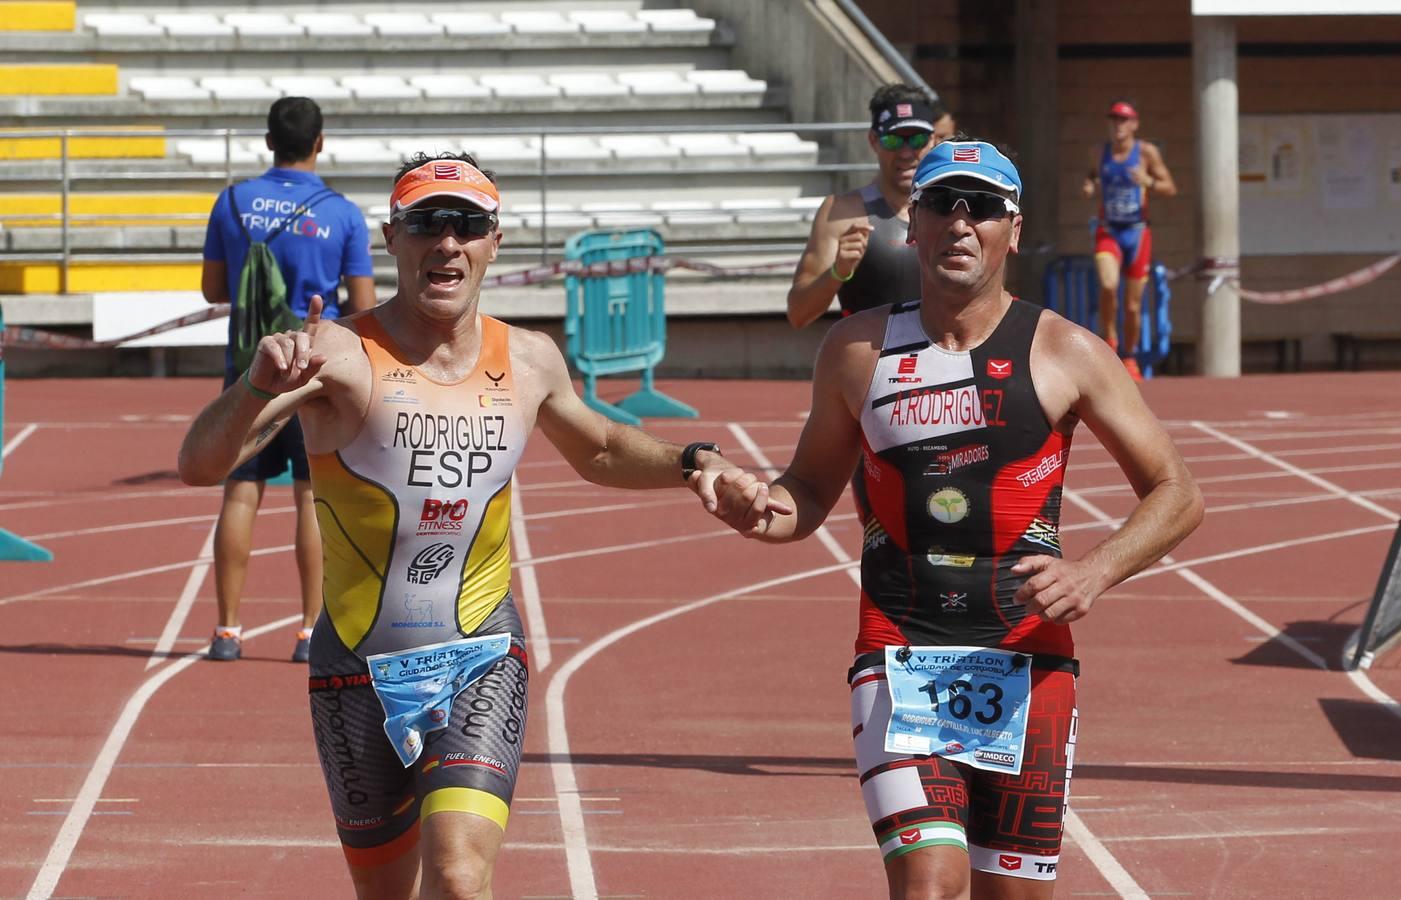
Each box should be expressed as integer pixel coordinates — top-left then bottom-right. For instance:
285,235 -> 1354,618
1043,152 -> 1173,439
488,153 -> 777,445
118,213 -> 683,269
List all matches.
1014,0 -> 1058,302
1193,15 -> 1241,377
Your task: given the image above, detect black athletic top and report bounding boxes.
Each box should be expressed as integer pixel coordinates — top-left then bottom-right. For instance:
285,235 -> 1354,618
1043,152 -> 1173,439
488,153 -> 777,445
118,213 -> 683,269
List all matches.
854,298 -> 1074,659
837,184 -> 922,316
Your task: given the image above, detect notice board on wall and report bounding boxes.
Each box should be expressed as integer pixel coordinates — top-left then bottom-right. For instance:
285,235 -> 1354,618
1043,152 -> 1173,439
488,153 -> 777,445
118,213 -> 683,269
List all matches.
1239,113 -> 1401,255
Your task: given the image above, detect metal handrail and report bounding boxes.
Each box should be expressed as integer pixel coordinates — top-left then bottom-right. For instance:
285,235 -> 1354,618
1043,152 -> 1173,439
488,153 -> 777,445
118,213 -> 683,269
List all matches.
0,121 -> 875,284
832,0 -> 938,103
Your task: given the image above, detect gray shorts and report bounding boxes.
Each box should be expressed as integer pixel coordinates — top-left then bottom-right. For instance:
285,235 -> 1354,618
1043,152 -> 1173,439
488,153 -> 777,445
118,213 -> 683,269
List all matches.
306,594 -> 529,858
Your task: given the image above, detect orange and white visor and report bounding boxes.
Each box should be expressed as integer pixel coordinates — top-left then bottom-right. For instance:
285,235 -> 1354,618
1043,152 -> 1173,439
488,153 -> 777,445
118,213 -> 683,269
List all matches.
390,159 -> 500,214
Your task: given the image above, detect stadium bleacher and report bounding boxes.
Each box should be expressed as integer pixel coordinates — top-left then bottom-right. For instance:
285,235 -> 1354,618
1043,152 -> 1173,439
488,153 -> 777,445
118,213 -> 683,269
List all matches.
0,2 -> 848,316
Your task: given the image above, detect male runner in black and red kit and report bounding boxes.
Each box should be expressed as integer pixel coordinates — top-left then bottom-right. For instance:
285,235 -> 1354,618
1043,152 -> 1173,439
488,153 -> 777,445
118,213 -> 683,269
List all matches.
787,84 -> 955,328
707,137 -> 1203,898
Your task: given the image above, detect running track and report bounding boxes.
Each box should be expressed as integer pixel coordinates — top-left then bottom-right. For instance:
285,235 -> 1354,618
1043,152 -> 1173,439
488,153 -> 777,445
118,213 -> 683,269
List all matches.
2,374 -> 1400,899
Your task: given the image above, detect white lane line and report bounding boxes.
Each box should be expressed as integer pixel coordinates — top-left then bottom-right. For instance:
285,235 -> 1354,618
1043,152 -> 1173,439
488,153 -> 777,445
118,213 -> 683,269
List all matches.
522,496 -> 690,522
511,475 -> 551,673
728,424 -> 1142,896
0,486 -> 218,514
1071,459 -> 1401,496
1190,421 -> 1401,717
545,560 -> 857,900
28,507 -> 292,543
727,423 -> 860,585
145,521 -> 218,670
1192,421 -> 1399,520
26,614 -> 301,900
1101,826 -> 1369,843
1127,523 -> 1397,582
3,423 -> 39,458
1063,811 -> 1149,899
0,543 -> 293,608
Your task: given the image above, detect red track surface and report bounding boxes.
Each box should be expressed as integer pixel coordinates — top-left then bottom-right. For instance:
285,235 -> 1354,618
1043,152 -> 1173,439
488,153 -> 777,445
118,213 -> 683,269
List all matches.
3,374 -> 1401,899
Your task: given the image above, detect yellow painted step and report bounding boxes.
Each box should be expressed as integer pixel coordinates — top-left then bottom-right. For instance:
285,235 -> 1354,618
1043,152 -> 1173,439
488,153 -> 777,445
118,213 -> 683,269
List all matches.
0,126 -> 167,161
0,2 -> 75,31
0,64 -> 118,95
0,193 -> 215,227
0,261 -> 202,293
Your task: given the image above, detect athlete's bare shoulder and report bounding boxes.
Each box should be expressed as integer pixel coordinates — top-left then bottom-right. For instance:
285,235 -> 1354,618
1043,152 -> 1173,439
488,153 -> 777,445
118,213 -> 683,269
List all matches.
1028,307 -> 1122,429
815,304 -> 889,409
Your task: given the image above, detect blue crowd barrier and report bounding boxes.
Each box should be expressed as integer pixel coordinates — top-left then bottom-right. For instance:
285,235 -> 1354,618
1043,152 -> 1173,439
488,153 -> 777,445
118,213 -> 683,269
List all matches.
563,228 -> 697,426
0,303 -> 53,561
1042,256 -> 1172,378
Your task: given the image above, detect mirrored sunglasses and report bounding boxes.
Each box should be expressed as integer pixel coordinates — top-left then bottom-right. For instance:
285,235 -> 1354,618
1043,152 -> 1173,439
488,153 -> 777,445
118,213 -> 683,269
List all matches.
395,208 -> 498,239
916,186 -> 1019,220
878,131 -> 932,151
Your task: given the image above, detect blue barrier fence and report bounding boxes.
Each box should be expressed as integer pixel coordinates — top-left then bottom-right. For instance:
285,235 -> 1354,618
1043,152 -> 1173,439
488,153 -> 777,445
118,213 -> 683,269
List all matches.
0,303 -> 54,561
1042,256 -> 1173,378
563,228 -> 697,426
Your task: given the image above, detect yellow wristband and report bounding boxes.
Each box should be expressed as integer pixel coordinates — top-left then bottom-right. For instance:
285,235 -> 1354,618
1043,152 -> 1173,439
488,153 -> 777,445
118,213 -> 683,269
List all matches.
830,264 -> 855,283
241,369 -> 277,402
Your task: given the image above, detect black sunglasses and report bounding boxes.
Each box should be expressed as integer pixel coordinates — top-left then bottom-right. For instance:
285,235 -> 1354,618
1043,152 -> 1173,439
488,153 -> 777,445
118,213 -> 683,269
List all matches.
878,132 -> 932,151
396,208 -> 498,239
916,186 -> 1019,220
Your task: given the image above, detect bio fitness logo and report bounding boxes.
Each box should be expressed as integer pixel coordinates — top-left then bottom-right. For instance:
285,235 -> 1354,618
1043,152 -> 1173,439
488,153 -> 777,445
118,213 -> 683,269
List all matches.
418,498 -> 469,535
407,543 -> 455,584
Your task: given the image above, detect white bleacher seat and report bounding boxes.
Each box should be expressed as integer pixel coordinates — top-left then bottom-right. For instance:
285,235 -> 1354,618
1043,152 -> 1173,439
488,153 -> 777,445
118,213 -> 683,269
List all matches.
636,9 -> 716,33
598,135 -> 679,160
479,74 -> 560,99
548,73 -> 629,98
225,13 -> 304,37
386,138 -> 467,160
616,71 -> 700,96
152,13 -> 234,37
593,210 -> 666,228
292,13 -> 374,37
499,11 -> 578,34
720,199 -> 784,212
736,210 -> 803,225
523,211 -> 595,229
409,75 -> 491,99
685,70 -> 767,94
668,133 -> 752,158
568,10 -> 647,34
341,75 -> 422,100
268,75 -> 351,100
176,138 -> 261,165
739,133 -> 820,156
651,200 -> 733,225
326,139 -> 390,165
84,13 -> 163,37
430,12 -> 510,37
788,197 -> 826,212
364,13 -> 444,37
200,76 -> 281,101
462,137 -> 538,163
538,136 -> 610,161
579,201 -> 647,214
129,77 -> 211,101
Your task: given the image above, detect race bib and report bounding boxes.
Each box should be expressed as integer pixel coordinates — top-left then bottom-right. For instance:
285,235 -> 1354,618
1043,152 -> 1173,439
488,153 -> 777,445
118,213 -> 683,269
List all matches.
883,645 -> 1032,775
367,633 -> 511,767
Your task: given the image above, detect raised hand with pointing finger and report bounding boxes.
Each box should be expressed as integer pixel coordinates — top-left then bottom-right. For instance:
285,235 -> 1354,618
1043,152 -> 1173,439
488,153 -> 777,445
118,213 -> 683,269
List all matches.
245,294 -> 330,399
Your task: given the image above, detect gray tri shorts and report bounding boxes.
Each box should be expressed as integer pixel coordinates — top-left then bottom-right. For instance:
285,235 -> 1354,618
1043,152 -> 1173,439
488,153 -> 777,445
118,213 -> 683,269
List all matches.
306,593 -> 529,858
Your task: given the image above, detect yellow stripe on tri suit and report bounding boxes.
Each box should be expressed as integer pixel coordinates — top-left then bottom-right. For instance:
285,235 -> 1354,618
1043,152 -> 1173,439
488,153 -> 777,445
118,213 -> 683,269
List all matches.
309,313 -> 526,657
421,787 -> 511,830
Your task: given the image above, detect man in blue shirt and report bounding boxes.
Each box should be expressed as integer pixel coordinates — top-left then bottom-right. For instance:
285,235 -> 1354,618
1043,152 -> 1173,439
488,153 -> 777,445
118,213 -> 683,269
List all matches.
200,96 -> 375,662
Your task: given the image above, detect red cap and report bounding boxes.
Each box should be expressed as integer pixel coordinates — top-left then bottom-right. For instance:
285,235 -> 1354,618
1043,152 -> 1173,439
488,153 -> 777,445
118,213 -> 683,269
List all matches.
390,159 -> 500,214
1108,101 -> 1138,120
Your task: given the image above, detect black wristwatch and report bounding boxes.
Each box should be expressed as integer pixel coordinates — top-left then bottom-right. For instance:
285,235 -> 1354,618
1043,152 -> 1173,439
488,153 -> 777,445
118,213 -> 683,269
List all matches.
681,442 -> 721,481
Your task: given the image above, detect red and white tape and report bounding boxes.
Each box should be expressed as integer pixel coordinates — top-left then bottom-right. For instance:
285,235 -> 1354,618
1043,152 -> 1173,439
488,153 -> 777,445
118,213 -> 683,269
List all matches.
2,305 -> 230,350
1235,254 -> 1400,305
2,256 -> 793,350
